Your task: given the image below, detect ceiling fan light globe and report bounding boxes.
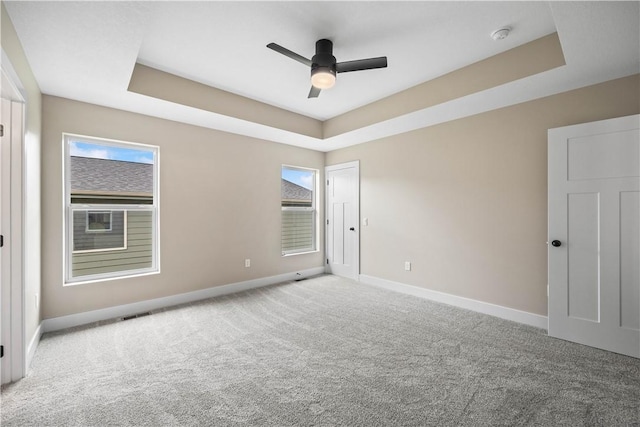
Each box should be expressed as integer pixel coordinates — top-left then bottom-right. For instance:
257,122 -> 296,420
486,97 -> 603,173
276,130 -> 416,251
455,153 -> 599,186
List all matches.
311,69 -> 336,89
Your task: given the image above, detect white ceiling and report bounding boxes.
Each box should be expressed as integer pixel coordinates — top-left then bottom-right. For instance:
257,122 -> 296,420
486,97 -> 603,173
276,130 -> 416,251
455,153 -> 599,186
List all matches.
3,1 -> 640,152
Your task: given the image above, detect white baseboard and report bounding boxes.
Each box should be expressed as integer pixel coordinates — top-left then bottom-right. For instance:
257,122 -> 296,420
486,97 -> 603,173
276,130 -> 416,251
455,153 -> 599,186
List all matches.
359,274 -> 548,330
26,322 -> 43,372
43,267 -> 325,333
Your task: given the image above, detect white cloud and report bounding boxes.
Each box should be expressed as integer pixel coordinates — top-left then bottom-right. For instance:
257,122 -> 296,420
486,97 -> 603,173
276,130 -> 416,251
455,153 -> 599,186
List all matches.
70,143 -> 111,160
134,156 -> 154,164
300,174 -> 314,190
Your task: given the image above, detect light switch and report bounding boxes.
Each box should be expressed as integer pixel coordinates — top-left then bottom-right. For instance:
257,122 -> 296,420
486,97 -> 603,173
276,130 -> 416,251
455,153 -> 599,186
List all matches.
363,217 -> 368,226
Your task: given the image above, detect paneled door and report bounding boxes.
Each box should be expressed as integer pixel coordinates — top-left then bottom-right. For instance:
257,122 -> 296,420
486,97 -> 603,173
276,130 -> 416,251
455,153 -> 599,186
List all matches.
548,115 -> 640,358
326,161 -> 359,280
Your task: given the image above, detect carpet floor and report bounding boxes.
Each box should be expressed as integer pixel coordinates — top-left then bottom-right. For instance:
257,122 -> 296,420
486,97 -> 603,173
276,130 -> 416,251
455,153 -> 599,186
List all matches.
1,274 -> 639,426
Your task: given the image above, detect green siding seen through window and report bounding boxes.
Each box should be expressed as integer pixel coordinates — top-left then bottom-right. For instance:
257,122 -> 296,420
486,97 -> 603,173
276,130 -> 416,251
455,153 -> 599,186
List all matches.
72,210 -> 153,277
282,210 -> 314,252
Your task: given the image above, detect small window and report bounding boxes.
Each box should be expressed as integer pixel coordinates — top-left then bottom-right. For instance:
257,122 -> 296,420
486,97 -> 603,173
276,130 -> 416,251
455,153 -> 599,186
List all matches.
86,211 -> 112,232
281,165 -> 318,255
64,134 -> 159,283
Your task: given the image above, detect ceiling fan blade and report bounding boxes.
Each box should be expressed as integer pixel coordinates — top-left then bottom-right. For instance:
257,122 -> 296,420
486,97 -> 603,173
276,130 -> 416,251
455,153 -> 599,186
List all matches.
267,43 -> 312,67
308,86 -> 321,98
336,57 -> 388,73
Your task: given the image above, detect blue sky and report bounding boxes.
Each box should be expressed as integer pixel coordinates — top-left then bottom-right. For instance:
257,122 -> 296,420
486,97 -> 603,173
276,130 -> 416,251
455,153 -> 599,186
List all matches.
282,168 -> 315,190
70,141 -> 154,164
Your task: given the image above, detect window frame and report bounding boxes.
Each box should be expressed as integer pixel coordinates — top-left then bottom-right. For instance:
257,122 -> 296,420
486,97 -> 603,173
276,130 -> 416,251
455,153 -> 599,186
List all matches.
281,165 -> 319,256
63,133 -> 160,285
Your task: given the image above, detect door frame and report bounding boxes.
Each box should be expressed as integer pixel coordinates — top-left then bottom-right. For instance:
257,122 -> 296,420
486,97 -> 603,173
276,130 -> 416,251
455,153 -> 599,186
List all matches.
1,59 -> 26,384
324,160 -> 360,280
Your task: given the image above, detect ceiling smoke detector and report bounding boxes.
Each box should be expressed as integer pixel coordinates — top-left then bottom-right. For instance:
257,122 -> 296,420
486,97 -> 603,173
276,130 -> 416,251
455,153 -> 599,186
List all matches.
491,27 -> 511,41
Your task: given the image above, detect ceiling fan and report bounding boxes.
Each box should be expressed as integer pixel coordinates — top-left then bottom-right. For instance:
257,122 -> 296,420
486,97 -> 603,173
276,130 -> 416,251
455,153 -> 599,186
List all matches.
267,39 -> 388,98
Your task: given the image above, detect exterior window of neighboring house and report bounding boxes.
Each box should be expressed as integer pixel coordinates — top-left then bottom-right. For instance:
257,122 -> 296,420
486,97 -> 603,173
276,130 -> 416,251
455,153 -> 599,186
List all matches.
86,211 -> 113,232
64,134 -> 159,284
75,210 -> 126,252
281,165 -> 317,255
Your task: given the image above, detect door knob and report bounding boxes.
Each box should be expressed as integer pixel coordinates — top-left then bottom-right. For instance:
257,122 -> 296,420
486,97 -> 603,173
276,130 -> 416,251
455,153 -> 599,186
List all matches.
551,240 -> 562,247
349,227 -> 355,231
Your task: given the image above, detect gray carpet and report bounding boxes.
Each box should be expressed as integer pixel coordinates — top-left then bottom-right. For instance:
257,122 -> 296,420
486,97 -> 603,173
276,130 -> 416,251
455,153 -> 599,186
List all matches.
1,275 -> 639,426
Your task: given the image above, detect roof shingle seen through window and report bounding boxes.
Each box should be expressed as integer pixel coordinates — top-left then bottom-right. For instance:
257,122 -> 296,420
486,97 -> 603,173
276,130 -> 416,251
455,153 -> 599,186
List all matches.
281,179 -> 311,202
70,156 -> 153,195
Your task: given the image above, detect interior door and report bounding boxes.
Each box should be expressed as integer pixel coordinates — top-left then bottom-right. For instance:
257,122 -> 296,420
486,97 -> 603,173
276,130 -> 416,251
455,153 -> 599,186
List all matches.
1,73 -> 25,383
548,115 -> 640,358
326,161 -> 359,280
1,97 -> 10,383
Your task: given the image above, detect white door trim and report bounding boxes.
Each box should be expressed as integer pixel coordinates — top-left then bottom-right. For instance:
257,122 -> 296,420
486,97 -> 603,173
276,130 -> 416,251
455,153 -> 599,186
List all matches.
325,161 -> 360,280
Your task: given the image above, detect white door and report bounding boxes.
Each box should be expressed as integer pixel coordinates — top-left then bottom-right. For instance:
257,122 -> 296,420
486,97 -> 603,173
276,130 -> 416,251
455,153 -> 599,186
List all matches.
0,97 -> 11,383
1,68 -> 26,383
326,161 -> 359,280
548,115 -> 640,358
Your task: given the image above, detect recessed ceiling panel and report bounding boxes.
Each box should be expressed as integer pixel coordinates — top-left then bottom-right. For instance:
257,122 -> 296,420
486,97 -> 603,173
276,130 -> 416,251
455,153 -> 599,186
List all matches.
135,1 -> 557,120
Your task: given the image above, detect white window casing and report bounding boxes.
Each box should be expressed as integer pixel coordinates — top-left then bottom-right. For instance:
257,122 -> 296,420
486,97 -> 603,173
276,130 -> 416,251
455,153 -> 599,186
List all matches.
63,133 -> 159,285
281,165 -> 318,256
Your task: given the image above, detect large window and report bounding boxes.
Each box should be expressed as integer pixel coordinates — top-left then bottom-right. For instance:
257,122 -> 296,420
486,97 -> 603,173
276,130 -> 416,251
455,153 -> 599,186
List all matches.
64,134 -> 159,284
281,165 -> 318,255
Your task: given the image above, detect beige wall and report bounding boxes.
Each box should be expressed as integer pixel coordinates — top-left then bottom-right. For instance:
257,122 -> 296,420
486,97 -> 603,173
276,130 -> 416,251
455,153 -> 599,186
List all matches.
42,96 -> 324,319
326,74 -> 640,316
37,74 -> 640,320
129,64 -> 323,139
1,3 -> 42,345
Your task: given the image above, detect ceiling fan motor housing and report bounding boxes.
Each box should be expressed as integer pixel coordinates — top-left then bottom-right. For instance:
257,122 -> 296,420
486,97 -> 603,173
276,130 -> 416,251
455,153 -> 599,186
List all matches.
266,37 -> 387,97
311,39 -> 337,78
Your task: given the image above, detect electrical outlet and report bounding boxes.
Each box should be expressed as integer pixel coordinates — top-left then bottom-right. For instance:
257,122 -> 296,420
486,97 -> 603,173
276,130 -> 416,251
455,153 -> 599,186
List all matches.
245,259 -> 251,268
404,261 -> 411,271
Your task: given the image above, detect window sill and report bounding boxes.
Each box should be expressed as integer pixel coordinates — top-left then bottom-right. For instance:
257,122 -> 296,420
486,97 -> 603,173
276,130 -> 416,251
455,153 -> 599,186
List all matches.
282,249 -> 319,257
64,269 -> 159,287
